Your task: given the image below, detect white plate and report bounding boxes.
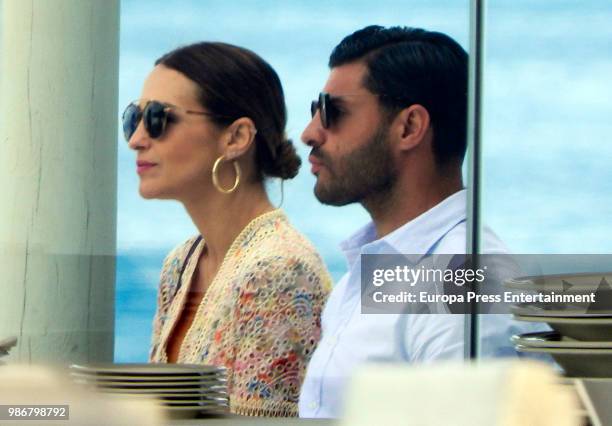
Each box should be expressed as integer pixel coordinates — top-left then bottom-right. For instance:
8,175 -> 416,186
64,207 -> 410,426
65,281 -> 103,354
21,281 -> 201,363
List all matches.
157,395 -> 228,403
70,371 -> 225,381
515,345 -> 612,377
103,393 -> 228,401
161,396 -> 227,402
70,363 -> 224,375
97,389 -> 229,404
70,372 -> 226,384
511,305 -> 612,318
162,399 -> 228,406
505,273 -> 612,292
73,378 -> 226,388
89,386 -> 227,395
512,331 -> 612,349
514,315 -> 612,341
102,393 -> 227,405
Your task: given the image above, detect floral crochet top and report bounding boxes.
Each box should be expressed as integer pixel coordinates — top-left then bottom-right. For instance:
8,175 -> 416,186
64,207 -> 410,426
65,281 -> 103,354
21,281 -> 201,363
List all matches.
149,210 -> 331,417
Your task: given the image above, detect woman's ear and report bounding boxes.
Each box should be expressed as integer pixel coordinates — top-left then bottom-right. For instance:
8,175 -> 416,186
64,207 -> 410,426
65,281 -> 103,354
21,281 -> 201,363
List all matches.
392,104 -> 431,152
222,117 -> 258,160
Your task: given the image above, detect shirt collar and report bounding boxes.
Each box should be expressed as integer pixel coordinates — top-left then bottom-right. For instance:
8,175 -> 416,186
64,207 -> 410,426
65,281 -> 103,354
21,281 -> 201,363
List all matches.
340,189 -> 467,266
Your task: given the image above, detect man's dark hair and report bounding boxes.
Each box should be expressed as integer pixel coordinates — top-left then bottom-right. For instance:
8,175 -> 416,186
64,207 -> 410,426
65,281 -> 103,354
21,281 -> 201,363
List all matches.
329,25 -> 468,166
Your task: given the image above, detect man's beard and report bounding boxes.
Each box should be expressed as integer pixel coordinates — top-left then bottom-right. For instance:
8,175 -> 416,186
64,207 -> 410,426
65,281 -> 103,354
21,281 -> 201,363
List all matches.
312,124 -> 397,206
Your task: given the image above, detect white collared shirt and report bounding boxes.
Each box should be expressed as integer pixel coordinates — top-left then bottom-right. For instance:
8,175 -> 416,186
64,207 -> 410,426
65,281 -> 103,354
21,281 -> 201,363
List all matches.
299,190 -> 539,418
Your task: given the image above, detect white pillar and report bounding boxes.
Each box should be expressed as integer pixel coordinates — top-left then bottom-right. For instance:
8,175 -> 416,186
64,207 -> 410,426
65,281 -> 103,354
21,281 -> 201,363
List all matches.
0,0 -> 119,364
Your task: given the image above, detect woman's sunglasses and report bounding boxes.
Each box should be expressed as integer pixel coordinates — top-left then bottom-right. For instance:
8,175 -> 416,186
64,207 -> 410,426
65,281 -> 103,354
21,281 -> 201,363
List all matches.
122,100 -> 221,142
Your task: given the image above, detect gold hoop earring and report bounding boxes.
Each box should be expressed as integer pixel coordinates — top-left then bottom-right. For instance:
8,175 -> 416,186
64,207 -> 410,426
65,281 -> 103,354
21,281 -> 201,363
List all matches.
212,155 -> 241,194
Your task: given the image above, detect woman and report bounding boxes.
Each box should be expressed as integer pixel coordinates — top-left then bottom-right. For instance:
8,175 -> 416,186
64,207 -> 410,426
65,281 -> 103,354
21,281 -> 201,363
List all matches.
123,42 -> 331,417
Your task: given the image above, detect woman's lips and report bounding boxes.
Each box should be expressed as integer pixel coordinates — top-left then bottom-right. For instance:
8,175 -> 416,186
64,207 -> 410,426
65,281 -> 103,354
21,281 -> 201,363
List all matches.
136,161 -> 157,174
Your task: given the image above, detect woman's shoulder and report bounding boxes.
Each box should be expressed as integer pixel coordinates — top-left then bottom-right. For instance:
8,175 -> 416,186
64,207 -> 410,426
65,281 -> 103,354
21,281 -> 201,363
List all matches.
251,211 -> 324,264
154,235 -> 202,311
165,235 -> 202,260
159,235 -> 202,283
237,211 -> 332,291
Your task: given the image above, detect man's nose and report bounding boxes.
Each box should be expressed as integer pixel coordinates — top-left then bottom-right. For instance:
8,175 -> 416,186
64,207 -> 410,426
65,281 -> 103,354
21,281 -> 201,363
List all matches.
301,114 -> 326,148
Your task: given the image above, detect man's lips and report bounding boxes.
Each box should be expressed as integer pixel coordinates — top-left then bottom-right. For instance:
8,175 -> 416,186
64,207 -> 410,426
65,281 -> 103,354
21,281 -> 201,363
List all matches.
308,154 -> 324,175
136,160 -> 157,174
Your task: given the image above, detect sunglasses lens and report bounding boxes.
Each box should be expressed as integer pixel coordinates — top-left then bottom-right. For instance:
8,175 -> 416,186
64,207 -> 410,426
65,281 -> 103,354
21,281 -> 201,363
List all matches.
319,93 -> 329,129
122,104 -> 141,142
144,101 -> 167,139
310,100 -> 319,118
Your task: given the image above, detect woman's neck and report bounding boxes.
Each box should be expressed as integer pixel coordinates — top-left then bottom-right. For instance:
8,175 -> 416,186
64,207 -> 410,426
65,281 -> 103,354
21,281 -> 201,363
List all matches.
181,181 -> 274,266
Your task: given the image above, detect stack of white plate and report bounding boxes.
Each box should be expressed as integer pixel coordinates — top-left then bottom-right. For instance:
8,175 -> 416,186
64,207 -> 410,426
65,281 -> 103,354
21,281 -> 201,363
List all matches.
505,273 -> 612,424
506,272 -> 612,377
69,363 -> 228,419
0,336 -> 17,365
511,331 -> 612,377
507,273 -> 612,423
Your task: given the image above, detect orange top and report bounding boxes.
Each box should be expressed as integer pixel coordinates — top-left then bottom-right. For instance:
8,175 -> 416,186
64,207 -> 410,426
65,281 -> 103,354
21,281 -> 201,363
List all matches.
165,290 -> 203,363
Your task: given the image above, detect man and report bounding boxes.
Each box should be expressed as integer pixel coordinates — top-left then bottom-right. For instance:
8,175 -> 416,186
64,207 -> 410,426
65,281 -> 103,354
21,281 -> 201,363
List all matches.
298,25 -> 526,418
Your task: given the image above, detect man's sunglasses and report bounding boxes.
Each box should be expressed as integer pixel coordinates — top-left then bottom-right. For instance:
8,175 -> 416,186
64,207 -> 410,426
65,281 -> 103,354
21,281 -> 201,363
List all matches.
122,100 -> 221,142
310,92 -> 339,129
311,91 -> 405,129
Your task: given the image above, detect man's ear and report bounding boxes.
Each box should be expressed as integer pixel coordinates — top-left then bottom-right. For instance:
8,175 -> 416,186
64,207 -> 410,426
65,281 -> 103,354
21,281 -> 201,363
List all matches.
220,117 -> 258,160
392,104 -> 431,152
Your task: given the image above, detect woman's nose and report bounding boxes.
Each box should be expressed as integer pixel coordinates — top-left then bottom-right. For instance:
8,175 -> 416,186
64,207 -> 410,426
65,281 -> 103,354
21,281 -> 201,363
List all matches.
127,121 -> 150,150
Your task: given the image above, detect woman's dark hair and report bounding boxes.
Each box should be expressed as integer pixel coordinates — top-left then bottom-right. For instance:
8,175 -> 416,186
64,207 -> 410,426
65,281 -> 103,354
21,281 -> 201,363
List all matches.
156,42 -> 300,180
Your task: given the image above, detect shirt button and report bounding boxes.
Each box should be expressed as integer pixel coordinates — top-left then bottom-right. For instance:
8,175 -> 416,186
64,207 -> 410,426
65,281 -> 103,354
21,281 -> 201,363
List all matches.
328,336 -> 338,345
309,401 -> 318,410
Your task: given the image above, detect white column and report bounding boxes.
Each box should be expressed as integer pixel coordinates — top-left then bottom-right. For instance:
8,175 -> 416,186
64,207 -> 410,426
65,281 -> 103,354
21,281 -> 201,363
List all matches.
0,0 -> 119,364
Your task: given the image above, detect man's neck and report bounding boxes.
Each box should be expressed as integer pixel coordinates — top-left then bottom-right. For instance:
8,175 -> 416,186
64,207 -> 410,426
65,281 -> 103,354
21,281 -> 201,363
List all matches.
363,172 -> 463,239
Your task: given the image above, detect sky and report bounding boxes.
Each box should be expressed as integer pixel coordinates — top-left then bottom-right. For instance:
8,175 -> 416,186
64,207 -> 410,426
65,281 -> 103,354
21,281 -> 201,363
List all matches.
117,0 -> 612,281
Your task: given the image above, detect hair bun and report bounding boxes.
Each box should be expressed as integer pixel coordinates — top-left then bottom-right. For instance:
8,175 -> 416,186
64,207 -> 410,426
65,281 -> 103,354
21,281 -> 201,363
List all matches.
269,138 -> 301,180
256,134 -> 301,180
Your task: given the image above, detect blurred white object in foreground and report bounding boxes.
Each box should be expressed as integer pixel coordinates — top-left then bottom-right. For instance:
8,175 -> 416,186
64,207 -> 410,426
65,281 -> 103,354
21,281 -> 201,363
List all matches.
0,364 -> 165,426
342,360 -> 580,426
